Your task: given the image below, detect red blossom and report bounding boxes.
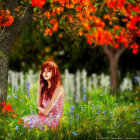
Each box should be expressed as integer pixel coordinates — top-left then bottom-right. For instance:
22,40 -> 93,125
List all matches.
76,5 -> 82,12
32,0 -> 46,9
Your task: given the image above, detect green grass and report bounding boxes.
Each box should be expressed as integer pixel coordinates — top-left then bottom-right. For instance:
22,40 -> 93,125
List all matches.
0,82 -> 140,140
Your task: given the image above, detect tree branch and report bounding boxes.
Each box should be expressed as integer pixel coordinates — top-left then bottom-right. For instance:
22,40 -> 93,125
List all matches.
0,2 -> 34,48
18,3 -> 34,26
115,45 -> 128,59
101,44 -> 112,57
6,0 -> 18,15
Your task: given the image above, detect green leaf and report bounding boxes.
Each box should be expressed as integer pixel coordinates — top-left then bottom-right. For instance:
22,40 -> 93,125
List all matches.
40,19 -> 44,24
95,3 -> 101,8
116,29 -> 122,35
33,7 -> 38,12
127,0 -> 135,5
50,0 -> 53,3
104,7 -> 109,12
47,24 -> 52,28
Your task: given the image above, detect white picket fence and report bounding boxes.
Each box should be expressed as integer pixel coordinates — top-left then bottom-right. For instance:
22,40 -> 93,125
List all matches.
8,69 -> 140,103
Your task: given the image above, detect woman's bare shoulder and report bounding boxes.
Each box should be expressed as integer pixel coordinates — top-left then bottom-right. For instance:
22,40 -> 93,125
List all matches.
60,86 -> 65,98
56,85 -> 65,98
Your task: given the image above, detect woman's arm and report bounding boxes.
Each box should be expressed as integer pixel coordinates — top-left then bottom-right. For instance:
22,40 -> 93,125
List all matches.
37,88 -> 63,116
44,88 -> 63,116
38,106 -> 46,115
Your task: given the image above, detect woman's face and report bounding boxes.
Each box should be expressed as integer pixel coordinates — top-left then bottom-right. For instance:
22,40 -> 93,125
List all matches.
42,67 -> 52,80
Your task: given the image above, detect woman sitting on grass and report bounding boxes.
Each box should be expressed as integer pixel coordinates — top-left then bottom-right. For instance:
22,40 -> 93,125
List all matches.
21,59 -> 65,130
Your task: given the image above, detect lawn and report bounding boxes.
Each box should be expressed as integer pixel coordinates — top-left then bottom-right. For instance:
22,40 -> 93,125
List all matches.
0,82 -> 140,140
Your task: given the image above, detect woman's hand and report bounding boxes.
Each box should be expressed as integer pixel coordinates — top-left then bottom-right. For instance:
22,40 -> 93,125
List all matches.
37,106 -> 42,111
37,106 -> 45,115
38,110 -> 41,114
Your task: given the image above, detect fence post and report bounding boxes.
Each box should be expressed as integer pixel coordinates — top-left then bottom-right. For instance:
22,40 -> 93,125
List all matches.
74,70 -> 81,103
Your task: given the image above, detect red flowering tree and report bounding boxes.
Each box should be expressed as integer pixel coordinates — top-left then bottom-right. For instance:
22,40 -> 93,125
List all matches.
0,0 -> 140,103
58,0 -> 140,93
0,0 -> 80,103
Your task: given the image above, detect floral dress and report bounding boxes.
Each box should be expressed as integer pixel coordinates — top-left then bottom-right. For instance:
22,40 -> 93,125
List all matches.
21,94 -> 65,130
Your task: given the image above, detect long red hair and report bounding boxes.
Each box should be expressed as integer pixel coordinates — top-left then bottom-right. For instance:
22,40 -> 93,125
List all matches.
39,58 -> 62,102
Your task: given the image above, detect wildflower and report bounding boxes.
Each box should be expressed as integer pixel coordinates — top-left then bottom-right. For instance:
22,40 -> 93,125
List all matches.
31,110 -> 34,114
92,104 -> 95,108
88,101 -> 91,104
14,85 -> 17,91
72,131 -> 78,136
20,99 -> 22,102
118,124 -> 121,127
136,108 -> 139,113
26,80 -> 30,97
13,94 -> 17,99
26,80 -> 30,90
126,120 -> 128,122
71,106 -> 75,111
7,95 -> 11,98
12,114 -> 16,118
103,111 -> 107,114
76,114 -> 79,121
83,87 -> 86,93
70,120 -> 72,124
16,126 -> 19,130
134,76 -> 138,82
17,120 -> 22,124
83,95 -> 86,101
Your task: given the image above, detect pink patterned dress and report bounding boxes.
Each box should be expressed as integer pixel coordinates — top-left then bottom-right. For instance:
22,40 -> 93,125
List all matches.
21,94 -> 65,130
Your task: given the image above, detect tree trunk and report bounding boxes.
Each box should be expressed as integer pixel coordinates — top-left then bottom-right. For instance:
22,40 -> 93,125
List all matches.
101,45 -> 128,95
0,2 -> 34,104
109,54 -> 119,94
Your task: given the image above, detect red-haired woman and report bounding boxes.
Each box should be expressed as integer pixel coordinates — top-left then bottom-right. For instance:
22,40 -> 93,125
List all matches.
21,59 -> 65,130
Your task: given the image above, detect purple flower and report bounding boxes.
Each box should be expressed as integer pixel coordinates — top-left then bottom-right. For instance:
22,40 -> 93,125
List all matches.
72,131 -> 78,136
26,80 -> 30,90
8,95 -> 11,98
26,80 -> 30,97
16,126 -> 19,130
83,95 -> 86,101
136,108 -> 139,113
76,114 -> 79,121
71,106 -> 75,111
134,76 -> 138,83
118,124 -> 121,127
103,111 -> 107,114
27,94 -> 30,97
31,110 -> 34,114
83,87 -> 86,93
14,85 -> 17,91
13,94 -> 17,99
